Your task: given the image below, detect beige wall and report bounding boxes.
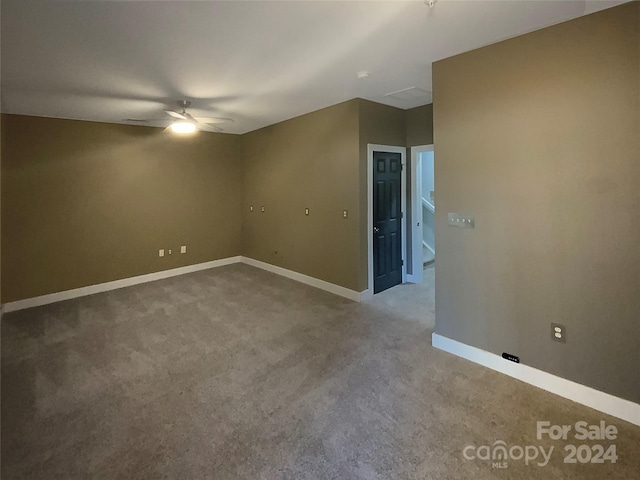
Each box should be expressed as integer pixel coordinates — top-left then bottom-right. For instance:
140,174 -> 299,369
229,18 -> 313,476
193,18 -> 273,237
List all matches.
1,115 -> 242,302
2,99 -> 430,301
406,104 -> 433,147
0,112 -> 2,306
404,103 -> 434,273
242,98 -> 409,292
433,3 -> 640,402
242,100 -> 362,290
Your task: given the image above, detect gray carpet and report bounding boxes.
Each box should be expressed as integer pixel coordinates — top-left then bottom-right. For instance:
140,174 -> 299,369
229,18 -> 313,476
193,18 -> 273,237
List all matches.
2,263 -> 639,479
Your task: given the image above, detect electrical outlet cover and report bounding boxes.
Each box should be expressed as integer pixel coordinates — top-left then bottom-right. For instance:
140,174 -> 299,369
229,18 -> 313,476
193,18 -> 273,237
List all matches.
551,322 -> 566,343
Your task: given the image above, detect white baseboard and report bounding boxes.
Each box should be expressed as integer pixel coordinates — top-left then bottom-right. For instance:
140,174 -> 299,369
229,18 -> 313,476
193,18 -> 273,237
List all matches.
359,289 -> 373,301
2,256 -> 243,313
2,255 -> 369,313
432,333 -> 640,427
241,257 -> 366,302
405,274 -> 419,284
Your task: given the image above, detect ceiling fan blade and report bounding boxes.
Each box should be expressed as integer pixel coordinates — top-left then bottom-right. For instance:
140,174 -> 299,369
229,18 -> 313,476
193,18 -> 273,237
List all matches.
185,113 -> 217,130
199,124 -> 224,133
124,118 -> 170,128
165,110 -> 187,120
183,112 -> 198,122
163,102 -> 227,133
194,117 -> 234,125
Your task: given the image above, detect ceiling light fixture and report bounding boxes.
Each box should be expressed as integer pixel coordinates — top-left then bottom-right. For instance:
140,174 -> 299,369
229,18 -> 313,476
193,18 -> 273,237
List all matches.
170,120 -> 197,134
425,0 -> 437,7
357,71 -> 370,80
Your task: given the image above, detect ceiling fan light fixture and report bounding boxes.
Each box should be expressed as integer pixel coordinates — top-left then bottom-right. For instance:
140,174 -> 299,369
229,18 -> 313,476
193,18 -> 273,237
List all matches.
170,120 -> 197,134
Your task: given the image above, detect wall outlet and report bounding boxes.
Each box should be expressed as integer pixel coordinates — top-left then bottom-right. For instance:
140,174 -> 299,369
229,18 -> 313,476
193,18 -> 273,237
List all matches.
502,352 -> 520,363
343,210 -> 348,218
180,245 -> 187,254
159,249 -> 165,257
305,208 -> 309,216
261,206 -> 265,212
250,205 -> 254,212
551,323 -> 566,343
168,249 -> 172,255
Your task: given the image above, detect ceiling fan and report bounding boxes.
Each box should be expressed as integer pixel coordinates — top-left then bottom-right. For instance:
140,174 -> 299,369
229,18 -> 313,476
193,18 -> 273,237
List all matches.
164,100 -> 233,134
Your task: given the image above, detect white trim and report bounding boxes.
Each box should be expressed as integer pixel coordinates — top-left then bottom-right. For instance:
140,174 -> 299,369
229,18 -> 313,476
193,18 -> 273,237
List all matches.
410,145 -> 434,284
2,256 -> 243,313
422,197 -> 435,213
422,240 -> 435,255
367,144 -> 407,295
432,333 -> 640,427
241,257 -> 365,302
359,289 -> 373,301
405,273 -> 419,284
401,154 -> 407,284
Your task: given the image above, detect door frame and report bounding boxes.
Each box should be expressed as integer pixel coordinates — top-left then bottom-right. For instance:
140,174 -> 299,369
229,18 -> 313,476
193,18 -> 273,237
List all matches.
408,144 -> 434,284
367,144 -> 407,295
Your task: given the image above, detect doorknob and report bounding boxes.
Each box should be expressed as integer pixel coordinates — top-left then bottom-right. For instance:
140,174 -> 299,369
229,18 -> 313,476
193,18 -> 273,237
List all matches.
373,226 -> 380,233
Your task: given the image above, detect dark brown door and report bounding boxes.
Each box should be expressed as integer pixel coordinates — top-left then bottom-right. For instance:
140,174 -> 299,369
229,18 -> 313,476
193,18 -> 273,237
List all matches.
373,151 -> 402,294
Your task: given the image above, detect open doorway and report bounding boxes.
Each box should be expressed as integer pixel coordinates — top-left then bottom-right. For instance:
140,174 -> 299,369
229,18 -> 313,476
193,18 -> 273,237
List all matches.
408,145 -> 434,284
363,144 -> 435,330
364,143 -> 435,329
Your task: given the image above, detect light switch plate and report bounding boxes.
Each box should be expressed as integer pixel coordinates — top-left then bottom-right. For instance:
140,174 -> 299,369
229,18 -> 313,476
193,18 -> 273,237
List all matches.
180,245 -> 187,254
448,213 -> 475,228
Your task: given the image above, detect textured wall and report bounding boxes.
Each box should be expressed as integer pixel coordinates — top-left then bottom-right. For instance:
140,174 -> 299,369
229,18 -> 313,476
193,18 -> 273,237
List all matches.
1,115 -> 242,302
433,3 -> 640,402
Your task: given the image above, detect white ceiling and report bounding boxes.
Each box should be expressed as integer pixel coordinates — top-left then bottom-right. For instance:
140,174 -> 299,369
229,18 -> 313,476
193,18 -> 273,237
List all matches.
0,0 -> 628,134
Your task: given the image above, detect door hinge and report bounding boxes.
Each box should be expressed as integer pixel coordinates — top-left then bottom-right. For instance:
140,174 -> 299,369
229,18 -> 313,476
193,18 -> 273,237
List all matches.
401,260 -> 404,266
401,212 -> 404,219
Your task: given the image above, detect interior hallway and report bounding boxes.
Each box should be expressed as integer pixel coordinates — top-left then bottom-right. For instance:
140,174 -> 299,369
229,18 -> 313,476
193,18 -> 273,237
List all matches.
365,262 -> 435,330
